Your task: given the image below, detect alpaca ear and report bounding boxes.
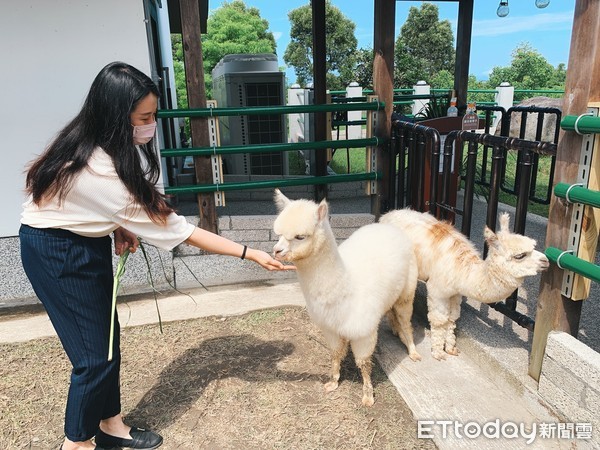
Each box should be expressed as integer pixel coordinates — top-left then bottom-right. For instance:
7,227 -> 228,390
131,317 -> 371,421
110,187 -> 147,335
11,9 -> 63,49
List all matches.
274,188 -> 291,211
499,213 -> 510,232
317,199 -> 329,223
484,226 -> 499,249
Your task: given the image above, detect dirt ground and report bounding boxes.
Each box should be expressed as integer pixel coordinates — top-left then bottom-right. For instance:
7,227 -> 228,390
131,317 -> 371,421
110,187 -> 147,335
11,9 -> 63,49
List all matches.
0,307 -> 435,450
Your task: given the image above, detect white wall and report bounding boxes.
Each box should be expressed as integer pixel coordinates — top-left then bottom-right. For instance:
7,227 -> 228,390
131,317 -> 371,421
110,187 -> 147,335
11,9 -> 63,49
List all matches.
0,0 -> 152,237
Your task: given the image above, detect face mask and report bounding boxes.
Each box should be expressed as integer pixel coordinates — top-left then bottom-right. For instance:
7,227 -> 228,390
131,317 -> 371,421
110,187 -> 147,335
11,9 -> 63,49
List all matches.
132,122 -> 157,145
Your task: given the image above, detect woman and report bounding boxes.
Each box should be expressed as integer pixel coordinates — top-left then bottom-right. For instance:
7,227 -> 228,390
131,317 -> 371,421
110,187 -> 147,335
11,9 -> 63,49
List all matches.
19,61 -> 293,450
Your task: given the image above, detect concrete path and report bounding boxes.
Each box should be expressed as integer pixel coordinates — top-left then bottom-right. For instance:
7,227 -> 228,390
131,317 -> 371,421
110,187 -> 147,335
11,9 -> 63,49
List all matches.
0,281 -> 588,449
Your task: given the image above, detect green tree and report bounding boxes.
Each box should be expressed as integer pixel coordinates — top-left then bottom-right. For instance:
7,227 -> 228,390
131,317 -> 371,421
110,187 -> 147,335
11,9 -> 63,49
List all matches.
486,43 -> 560,100
349,47 -> 374,89
172,0 -> 275,103
171,35 -> 188,109
430,69 -> 454,91
394,3 -> 455,88
283,1 -> 358,89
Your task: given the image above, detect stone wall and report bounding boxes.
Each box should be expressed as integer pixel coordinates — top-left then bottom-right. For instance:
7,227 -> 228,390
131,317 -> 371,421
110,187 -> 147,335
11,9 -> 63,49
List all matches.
538,331 -> 600,444
0,212 -> 375,309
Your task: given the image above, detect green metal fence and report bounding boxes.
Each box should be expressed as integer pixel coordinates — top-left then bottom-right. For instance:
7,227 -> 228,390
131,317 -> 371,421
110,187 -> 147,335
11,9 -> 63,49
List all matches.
157,102 -> 385,195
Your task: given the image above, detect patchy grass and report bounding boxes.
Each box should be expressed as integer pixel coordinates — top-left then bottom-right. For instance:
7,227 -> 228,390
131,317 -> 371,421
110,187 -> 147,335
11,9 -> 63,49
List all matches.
0,307 -> 434,450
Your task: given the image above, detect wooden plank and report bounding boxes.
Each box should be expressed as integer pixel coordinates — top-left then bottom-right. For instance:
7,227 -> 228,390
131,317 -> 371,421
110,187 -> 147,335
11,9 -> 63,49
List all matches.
179,0 -> 217,233
529,0 -> 600,381
372,0 -> 395,216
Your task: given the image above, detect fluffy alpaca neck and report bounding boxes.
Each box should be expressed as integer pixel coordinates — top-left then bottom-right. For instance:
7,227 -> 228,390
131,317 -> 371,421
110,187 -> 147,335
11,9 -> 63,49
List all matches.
295,228 -> 349,302
457,259 -> 520,304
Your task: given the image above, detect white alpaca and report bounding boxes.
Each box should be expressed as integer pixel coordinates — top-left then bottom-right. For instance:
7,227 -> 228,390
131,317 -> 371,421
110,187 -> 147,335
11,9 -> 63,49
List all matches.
272,190 -> 420,407
380,209 -> 549,360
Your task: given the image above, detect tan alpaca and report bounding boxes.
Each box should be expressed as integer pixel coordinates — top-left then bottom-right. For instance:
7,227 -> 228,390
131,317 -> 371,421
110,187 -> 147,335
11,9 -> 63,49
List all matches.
380,209 -> 549,360
272,190 -> 420,406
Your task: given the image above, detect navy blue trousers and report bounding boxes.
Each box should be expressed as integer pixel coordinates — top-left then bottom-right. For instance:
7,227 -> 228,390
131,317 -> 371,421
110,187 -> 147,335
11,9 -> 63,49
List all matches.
19,225 -> 121,442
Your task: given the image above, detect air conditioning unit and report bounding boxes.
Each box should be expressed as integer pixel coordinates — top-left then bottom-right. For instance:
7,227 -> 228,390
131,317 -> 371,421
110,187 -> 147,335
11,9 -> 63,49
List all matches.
212,53 -> 288,176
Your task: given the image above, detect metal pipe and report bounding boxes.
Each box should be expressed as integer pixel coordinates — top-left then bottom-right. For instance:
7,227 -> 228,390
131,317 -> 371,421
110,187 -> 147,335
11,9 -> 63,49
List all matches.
164,172 -> 379,195
440,136 -> 454,221
555,182 -> 600,208
397,130 -> 406,209
157,101 -> 384,119
514,150 -> 533,235
561,114 -> 600,134
388,129 -> 398,209
161,137 -> 379,158
489,302 -> 535,331
546,247 -> 600,284
462,139 -> 478,234
484,145 -> 503,242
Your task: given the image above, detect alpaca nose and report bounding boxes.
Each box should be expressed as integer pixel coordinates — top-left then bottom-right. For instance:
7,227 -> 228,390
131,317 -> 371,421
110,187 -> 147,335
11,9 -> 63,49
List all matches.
540,255 -> 550,270
273,243 -> 286,258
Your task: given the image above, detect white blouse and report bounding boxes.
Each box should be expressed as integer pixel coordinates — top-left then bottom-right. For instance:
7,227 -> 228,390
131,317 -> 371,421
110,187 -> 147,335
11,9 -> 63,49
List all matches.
21,147 -> 195,251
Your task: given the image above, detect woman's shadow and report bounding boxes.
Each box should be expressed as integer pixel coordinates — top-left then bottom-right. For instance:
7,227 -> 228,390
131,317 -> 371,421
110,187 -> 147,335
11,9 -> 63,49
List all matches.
125,334 -> 323,430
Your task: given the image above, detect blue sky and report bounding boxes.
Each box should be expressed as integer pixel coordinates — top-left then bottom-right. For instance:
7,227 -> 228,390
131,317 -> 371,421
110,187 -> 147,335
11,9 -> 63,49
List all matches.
213,0 -> 574,84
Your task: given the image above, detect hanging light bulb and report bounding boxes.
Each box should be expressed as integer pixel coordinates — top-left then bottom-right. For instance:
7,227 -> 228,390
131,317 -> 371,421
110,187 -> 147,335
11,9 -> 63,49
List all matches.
535,0 -> 550,8
497,0 -> 509,17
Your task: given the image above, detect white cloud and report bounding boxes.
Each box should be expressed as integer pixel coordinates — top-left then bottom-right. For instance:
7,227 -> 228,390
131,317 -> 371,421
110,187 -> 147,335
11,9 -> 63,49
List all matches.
272,31 -> 283,41
473,11 -> 573,37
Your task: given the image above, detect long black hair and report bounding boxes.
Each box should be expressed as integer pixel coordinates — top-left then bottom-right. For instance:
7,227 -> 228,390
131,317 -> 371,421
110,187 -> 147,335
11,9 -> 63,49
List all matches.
26,61 -> 172,224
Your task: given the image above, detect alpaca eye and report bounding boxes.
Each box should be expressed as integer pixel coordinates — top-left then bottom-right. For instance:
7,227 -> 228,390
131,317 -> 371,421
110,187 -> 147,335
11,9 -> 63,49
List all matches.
295,235 -> 306,241
514,253 -> 527,260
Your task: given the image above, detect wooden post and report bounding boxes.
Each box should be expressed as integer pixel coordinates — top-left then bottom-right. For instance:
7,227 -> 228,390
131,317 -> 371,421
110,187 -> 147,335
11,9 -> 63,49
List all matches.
179,0 -> 217,233
312,0 -> 328,202
453,0 -> 473,109
529,0 -> 600,381
372,0 -> 395,216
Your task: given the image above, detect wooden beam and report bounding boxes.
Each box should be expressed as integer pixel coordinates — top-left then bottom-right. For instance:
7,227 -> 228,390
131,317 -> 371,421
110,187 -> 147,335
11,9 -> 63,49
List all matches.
179,0 -> 217,233
312,0 -> 328,202
453,0 -> 473,109
372,0 -> 396,216
529,0 -> 600,381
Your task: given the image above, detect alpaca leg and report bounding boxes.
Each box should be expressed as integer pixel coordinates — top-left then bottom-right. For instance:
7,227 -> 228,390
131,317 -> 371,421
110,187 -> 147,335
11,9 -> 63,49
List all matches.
351,333 -> 378,407
444,295 -> 462,356
386,310 -> 401,337
391,300 -> 422,362
322,330 -> 348,392
426,291 -> 450,361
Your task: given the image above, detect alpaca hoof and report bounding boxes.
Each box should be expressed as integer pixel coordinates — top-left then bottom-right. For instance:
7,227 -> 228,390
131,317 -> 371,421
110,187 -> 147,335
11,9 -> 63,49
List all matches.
445,347 -> 459,356
362,395 -> 375,407
409,351 -> 422,362
324,381 -> 339,392
431,350 -> 447,361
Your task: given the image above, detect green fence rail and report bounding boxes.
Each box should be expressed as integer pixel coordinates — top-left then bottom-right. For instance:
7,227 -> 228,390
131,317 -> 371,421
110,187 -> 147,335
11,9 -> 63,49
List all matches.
161,138 -> 378,158
514,89 -> 564,96
549,183 -> 600,283
561,115 -> 600,135
545,247 -> 600,284
554,182 -> 600,208
157,101 -> 384,119
164,172 -> 379,195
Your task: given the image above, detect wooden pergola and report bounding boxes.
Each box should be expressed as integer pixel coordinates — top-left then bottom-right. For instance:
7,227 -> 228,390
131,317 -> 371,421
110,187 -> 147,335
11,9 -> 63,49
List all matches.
174,0 -> 599,381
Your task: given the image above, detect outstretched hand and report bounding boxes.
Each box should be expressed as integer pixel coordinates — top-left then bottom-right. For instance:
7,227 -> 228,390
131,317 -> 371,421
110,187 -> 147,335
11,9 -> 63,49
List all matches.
248,248 -> 296,271
113,227 -> 139,255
